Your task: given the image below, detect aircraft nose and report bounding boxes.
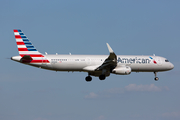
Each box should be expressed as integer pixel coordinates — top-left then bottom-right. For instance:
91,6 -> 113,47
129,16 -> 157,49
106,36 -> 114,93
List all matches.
169,62 -> 174,70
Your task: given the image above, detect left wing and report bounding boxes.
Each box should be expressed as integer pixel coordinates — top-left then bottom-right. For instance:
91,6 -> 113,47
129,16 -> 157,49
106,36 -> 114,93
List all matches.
96,43 -> 117,71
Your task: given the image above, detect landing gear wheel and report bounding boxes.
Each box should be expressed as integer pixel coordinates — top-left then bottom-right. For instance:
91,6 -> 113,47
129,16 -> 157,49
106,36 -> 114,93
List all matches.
154,77 -> 159,81
99,75 -> 106,80
85,76 -> 92,82
154,72 -> 159,81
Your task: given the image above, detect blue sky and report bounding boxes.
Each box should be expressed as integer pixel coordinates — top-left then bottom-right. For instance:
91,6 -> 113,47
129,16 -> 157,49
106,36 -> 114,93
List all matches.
1,0 -> 180,120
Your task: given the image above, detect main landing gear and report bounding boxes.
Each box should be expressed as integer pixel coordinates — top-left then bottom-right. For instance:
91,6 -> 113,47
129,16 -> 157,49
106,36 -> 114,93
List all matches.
99,75 -> 106,80
154,72 -> 159,81
85,76 -> 92,82
85,75 -> 106,82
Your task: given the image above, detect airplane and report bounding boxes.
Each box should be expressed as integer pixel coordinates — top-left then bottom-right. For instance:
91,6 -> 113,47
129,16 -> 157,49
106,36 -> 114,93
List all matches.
11,29 -> 174,82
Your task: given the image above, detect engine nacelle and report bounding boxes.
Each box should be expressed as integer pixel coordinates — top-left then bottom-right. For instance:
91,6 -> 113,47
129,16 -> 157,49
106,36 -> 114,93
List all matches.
112,66 -> 131,75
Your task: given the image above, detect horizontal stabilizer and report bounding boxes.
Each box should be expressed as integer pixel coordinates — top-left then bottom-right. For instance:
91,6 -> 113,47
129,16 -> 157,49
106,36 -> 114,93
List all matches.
20,55 -> 33,63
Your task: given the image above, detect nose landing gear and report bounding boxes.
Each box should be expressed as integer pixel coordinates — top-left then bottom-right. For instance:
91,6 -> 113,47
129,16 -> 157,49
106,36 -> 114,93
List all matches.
154,72 -> 159,81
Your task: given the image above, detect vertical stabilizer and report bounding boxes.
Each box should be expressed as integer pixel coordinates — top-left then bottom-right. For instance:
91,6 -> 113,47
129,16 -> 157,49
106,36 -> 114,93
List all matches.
13,29 -> 49,63
14,29 -> 42,57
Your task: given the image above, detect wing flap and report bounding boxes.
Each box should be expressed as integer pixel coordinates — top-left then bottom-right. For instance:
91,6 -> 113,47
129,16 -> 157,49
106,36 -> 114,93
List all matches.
83,65 -> 99,71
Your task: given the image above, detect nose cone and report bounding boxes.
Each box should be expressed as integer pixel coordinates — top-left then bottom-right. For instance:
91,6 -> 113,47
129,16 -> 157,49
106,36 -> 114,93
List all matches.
169,62 -> 174,70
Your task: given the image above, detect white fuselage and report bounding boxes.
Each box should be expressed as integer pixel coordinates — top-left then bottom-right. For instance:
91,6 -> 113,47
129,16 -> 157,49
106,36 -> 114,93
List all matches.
47,55 -> 173,72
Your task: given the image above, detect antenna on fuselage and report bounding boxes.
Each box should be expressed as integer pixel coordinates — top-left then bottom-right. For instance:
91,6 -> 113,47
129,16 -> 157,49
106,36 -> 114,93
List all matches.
153,54 -> 155,56
69,53 -> 71,55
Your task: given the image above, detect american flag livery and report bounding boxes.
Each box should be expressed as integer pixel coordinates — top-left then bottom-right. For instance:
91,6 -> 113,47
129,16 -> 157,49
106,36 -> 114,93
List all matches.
14,29 -> 49,63
149,56 -> 157,64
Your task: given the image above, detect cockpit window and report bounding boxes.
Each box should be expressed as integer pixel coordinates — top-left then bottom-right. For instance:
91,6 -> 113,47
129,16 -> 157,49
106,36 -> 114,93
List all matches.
165,59 -> 169,62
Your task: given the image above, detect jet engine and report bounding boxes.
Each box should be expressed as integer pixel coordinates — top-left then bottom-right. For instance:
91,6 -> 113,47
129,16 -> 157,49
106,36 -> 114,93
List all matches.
112,66 -> 131,75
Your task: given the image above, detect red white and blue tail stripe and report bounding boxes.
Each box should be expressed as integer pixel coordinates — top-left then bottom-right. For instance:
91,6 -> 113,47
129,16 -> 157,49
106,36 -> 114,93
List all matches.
14,29 -> 49,63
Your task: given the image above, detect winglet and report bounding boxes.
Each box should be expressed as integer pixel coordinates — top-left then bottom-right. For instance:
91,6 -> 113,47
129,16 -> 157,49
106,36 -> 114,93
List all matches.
106,43 -> 114,53
106,43 -> 117,60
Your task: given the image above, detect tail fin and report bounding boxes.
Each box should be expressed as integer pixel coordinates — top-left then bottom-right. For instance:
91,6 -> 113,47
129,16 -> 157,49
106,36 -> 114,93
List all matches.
14,29 -> 43,57
13,29 -> 49,63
